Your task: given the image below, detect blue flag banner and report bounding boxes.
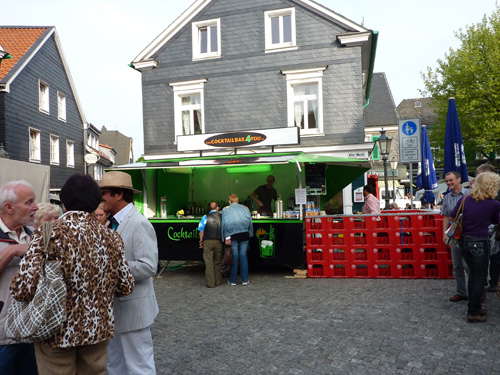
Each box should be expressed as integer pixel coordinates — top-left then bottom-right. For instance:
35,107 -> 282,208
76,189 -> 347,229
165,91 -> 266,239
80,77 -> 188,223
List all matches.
444,98 -> 468,181
416,126 -> 438,204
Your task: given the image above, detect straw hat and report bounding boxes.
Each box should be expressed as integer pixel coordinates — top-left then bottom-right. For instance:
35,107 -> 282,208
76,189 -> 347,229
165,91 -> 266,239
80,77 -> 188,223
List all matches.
100,171 -> 142,194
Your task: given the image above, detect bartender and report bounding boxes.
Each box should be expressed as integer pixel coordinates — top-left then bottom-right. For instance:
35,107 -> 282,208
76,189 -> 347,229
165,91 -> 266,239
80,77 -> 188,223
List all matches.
250,175 -> 278,216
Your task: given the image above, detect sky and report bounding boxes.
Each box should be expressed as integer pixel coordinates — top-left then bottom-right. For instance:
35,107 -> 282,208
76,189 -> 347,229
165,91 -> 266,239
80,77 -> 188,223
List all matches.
2,0 -> 498,158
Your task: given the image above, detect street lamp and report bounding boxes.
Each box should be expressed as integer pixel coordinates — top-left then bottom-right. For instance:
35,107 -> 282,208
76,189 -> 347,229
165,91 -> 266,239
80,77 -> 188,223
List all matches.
377,129 -> 392,210
390,157 -> 398,206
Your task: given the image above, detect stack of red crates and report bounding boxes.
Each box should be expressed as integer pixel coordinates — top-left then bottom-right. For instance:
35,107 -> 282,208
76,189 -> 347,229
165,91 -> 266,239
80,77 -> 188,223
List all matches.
305,212 -> 448,279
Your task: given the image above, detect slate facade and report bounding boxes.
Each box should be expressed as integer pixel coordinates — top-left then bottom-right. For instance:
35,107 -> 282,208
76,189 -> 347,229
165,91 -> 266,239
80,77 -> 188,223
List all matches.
0,27 -> 85,189
133,0 -> 376,157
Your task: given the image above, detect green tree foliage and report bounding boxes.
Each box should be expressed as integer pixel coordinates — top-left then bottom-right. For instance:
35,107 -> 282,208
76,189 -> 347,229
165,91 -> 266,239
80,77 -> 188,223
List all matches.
421,4 -> 500,164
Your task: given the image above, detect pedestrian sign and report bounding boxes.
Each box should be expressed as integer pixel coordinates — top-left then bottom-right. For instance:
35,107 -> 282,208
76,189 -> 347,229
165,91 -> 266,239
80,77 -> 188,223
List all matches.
399,119 -> 421,163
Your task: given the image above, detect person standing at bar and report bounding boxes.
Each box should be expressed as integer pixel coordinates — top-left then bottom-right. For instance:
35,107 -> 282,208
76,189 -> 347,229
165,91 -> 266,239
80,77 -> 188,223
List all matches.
198,202 -> 223,288
222,194 -> 253,286
250,175 -> 277,216
442,171 -> 470,302
362,184 -> 380,214
100,171 -> 159,375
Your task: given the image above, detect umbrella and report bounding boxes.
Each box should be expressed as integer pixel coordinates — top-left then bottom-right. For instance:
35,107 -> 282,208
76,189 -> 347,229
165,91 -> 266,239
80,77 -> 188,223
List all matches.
444,98 -> 468,181
416,125 -> 438,204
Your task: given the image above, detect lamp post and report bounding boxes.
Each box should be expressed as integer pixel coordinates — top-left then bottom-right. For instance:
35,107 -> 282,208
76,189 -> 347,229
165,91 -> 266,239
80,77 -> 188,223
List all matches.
377,129 -> 392,210
390,157 -> 398,206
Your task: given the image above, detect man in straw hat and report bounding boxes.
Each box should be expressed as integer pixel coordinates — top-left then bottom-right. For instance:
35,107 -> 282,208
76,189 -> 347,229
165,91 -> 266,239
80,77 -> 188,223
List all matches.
100,171 -> 159,375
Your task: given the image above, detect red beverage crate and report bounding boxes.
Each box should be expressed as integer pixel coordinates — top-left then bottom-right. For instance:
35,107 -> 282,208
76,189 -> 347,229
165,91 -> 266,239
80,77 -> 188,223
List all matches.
372,216 -> 389,229
305,217 -> 325,231
306,232 -> 325,247
349,216 -> 368,230
418,214 -> 436,229
417,247 -> 448,263
372,231 -> 391,246
352,263 -> 372,278
396,262 -> 418,278
350,232 -> 369,246
350,247 -> 370,262
374,263 -> 394,278
327,262 -> 351,278
420,231 -> 439,246
395,230 -> 416,246
328,232 -> 346,246
373,247 -> 392,261
307,263 -> 326,278
328,247 -> 348,262
327,217 -> 346,231
393,215 -> 414,229
394,247 -> 417,262
419,262 -> 445,279
306,247 -> 326,263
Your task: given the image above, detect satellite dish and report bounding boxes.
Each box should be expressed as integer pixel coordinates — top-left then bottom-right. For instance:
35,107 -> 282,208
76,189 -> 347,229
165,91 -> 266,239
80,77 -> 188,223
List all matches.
84,154 -> 98,164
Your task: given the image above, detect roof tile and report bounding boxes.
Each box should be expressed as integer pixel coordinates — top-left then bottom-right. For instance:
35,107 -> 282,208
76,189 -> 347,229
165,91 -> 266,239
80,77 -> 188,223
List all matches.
0,27 -> 47,80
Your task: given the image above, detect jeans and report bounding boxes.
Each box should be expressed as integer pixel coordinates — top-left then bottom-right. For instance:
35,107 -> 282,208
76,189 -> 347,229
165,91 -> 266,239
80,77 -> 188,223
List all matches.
230,240 -> 249,284
461,236 -> 490,316
0,343 -> 38,375
450,242 -> 469,296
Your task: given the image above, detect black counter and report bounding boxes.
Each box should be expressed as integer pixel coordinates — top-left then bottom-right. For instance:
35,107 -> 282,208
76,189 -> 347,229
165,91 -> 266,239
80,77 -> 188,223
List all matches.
150,218 -> 304,267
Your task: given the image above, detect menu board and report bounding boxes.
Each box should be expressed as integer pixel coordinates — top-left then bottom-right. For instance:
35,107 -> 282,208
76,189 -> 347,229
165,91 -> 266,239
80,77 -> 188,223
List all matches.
305,164 -> 326,195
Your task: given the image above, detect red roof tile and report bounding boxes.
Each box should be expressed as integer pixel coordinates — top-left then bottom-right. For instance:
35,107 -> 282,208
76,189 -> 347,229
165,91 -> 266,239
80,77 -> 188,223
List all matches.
0,27 -> 47,81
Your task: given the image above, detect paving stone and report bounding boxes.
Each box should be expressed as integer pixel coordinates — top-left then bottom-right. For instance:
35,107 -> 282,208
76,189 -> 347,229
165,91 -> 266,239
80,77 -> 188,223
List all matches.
151,264 -> 500,374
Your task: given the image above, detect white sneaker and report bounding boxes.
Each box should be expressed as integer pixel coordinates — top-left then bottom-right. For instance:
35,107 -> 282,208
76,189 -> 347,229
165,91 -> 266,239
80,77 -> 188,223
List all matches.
242,281 -> 249,286
228,281 -> 236,286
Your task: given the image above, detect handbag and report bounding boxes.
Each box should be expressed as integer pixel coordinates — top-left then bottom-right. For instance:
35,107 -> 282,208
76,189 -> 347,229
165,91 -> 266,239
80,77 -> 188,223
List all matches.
5,222 -> 67,343
222,246 -> 234,267
446,197 -> 466,240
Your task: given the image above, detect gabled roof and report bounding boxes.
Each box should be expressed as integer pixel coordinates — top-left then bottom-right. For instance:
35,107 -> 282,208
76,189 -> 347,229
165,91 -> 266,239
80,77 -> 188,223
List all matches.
0,26 -> 86,124
132,0 -> 371,69
364,72 -> 399,128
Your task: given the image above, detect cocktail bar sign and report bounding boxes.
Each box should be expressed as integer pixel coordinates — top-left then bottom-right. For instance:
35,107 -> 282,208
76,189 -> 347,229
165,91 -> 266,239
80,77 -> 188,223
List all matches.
177,127 -> 299,152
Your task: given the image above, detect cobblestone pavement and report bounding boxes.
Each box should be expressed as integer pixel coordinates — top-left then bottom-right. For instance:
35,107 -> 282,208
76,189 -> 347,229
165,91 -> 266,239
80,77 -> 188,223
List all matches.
151,263 -> 500,375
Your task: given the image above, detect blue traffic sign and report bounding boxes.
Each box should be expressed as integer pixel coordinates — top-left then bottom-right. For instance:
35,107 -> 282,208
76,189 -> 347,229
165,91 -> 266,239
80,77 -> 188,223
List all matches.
402,121 -> 417,136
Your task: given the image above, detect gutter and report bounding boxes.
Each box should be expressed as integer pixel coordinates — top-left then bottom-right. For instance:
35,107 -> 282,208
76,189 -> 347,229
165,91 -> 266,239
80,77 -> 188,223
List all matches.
363,30 -> 379,108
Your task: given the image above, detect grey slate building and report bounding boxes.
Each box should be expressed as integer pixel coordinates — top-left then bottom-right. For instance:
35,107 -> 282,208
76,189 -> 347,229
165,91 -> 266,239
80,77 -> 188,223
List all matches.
131,0 -> 377,160
99,126 -> 134,165
0,26 -> 85,190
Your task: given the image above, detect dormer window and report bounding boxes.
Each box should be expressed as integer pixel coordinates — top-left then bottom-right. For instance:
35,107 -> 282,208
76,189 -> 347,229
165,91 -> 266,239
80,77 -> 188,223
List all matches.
264,8 -> 297,53
415,101 -> 421,107
192,19 -> 221,60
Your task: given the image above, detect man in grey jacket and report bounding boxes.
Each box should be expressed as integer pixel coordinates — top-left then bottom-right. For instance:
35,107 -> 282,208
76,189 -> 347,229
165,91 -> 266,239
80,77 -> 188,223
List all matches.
0,180 -> 38,374
101,171 -> 159,375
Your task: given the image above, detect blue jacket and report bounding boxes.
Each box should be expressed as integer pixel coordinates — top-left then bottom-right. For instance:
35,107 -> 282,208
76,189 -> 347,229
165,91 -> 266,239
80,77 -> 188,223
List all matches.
221,203 -> 253,239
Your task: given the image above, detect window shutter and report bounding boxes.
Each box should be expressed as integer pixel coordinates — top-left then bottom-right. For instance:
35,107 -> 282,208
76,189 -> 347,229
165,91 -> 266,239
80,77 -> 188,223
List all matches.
371,135 -> 380,160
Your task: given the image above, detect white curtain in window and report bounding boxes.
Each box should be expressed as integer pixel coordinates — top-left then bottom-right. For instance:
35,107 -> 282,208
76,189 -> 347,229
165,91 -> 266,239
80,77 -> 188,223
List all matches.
308,100 -> 318,129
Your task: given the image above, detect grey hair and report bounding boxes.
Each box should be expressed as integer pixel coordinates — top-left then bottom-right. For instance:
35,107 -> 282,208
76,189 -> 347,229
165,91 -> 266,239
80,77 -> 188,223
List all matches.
0,180 -> 33,214
34,203 -> 61,226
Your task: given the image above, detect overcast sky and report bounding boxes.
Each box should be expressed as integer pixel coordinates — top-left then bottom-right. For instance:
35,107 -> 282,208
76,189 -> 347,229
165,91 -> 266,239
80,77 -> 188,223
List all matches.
2,0 -> 497,158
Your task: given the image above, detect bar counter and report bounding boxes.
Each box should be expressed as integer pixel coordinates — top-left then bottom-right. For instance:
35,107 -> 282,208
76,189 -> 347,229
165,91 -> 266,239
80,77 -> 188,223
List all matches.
150,217 -> 304,266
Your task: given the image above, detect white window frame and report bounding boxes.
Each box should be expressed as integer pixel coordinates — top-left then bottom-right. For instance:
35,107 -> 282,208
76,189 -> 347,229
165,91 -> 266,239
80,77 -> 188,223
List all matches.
94,163 -> 103,181
283,67 -> 326,136
39,79 -> 49,114
66,140 -> 75,168
169,79 -> 207,141
50,134 -> 60,165
29,127 -> 41,162
192,19 -> 221,60
264,8 -> 297,53
57,91 -> 66,121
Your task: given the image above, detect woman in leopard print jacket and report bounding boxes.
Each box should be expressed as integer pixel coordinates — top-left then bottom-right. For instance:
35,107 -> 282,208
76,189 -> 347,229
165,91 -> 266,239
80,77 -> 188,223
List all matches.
10,174 -> 134,374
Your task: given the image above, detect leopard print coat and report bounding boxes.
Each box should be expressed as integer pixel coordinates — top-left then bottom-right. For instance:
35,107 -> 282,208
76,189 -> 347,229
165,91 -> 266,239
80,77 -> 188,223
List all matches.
10,211 -> 134,348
